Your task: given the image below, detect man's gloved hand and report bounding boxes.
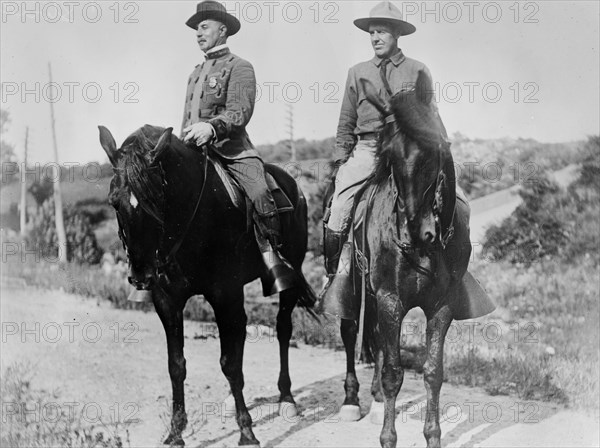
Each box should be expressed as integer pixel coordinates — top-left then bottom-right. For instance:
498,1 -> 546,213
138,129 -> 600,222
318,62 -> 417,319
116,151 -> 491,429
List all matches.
183,122 -> 216,147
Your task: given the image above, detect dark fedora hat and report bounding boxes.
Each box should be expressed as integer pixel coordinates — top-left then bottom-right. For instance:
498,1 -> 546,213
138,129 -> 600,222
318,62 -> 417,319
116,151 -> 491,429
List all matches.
185,1 -> 241,35
354,1 -> 416,36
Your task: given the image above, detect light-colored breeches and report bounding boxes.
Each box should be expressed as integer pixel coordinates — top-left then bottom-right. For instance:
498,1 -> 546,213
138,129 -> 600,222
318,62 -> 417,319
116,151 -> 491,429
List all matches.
327,140 -> 469,232
327,140 -> 377,232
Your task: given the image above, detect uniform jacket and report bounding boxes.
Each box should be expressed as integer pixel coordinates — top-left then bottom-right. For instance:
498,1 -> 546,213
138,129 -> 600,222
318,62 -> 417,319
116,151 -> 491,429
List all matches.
182,47 -> 259,159
335,50 -> 441,164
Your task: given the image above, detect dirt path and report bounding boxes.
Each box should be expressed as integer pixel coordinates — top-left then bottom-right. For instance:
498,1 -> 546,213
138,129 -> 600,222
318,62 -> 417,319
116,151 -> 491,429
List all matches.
1,286 -> 598,447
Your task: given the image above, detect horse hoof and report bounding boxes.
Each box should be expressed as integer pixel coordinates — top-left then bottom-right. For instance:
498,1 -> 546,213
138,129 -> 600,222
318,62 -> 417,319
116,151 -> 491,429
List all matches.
278,401 -> 298,419
368,401 -> 384,425
238,436 -> 261,447
163,434 -> 184,446
339,404 -> 361,422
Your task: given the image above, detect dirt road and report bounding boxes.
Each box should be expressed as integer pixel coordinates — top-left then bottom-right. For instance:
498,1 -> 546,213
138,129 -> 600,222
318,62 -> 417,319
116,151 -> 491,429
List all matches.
1,286 -> 598,447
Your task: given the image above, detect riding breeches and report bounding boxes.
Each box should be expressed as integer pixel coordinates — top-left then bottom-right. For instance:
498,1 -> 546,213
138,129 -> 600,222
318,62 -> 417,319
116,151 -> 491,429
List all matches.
327,140 -> 377,232
223,157 -> 277,218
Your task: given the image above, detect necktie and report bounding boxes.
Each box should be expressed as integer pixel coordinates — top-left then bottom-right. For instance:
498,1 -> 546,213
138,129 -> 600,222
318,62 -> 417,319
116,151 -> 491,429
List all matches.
380,58 -> 393,97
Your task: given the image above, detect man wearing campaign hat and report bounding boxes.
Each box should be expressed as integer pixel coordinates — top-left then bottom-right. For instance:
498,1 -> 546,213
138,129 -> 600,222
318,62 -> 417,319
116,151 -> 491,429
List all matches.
182,1 -> 295,293
321,1 -> 447,310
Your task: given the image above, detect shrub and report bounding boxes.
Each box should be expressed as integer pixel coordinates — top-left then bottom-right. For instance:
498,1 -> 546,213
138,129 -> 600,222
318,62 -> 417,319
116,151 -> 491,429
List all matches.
26,197 -> 103,264
483,172 -> 568,264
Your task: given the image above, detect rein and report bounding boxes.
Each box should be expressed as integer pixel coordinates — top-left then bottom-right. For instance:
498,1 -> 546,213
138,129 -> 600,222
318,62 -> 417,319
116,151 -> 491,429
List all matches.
159,145 -> 209,269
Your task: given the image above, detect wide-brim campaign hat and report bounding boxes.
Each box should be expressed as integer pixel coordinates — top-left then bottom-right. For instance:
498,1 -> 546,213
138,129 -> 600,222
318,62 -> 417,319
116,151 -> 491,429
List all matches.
354,1 -> 416,36
186,1 -> 241,35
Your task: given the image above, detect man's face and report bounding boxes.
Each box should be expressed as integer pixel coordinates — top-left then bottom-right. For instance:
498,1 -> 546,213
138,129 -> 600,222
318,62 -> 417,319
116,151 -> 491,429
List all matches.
369,22 -> 399,59
196,19 -> 226,52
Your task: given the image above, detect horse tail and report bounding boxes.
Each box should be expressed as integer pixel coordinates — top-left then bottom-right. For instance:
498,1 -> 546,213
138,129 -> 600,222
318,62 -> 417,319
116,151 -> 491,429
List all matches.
361,293 -> 378,364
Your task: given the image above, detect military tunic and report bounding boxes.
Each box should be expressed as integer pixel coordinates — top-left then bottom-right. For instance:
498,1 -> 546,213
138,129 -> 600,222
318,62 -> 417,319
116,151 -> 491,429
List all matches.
182,46 -> 277,221
181,47 -> 259,160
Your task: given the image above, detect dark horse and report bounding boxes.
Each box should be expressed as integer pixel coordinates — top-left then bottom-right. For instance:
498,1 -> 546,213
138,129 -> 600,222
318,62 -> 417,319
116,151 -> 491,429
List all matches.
335,71 -> 493,448
98,125 -> 316,446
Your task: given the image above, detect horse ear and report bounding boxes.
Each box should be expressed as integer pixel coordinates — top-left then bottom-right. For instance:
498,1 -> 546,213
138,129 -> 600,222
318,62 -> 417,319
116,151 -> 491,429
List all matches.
98,125 -> 119,166
151,127 -> 173,166
359,78 -> 391,116
416,70 -> 434,105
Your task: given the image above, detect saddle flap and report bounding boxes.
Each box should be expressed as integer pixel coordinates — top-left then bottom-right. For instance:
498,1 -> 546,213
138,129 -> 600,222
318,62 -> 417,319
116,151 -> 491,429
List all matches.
266,173 -> 294,213
209,154 -> 294,214
450,271 -> 496,320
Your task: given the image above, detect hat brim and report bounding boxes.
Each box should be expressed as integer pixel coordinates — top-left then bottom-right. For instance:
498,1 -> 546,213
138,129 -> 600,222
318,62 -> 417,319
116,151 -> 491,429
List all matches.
354,17 -> 416,36
186,11 -> 241,35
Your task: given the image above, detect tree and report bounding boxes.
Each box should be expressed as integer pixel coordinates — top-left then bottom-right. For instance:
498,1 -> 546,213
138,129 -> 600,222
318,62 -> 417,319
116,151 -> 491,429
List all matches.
1,109 -> 18,183
28,175 -> 54,207
576,136 -> 600,191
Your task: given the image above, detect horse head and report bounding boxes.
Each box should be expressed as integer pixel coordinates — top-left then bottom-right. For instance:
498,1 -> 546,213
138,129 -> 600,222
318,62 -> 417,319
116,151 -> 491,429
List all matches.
99,124 -> 172,290
360,70 -> 452,248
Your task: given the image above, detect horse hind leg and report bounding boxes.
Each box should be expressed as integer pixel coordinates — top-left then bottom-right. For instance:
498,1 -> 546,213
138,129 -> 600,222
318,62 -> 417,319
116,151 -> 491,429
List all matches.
339,318 -> 361,421
212,291 -> 259,446
276,289 -> 299,418
422,305 -> 453,448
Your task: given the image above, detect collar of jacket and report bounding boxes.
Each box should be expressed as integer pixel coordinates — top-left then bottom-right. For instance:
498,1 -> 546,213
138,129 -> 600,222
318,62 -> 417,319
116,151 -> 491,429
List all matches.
371,49 -> 405,67
205,45 -> 230,60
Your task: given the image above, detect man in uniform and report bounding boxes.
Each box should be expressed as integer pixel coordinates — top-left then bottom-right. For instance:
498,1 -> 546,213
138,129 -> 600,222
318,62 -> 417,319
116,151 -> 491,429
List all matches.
182,1 -> 295,294
321,1 -> 446,306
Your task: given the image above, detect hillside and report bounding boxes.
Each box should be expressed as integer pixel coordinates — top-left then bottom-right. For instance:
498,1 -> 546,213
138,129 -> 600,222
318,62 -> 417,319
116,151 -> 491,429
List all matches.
0,135 -> 587,234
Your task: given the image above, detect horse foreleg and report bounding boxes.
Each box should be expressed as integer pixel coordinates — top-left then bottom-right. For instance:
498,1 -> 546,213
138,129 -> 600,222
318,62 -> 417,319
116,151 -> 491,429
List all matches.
378,294 -> 406,448
213,292 -> 259,446
276,289 -> 298,418
422,305 -> 453,448
368,348 -> 385,424
153,290 -> 187,446
338,318 -> 361,421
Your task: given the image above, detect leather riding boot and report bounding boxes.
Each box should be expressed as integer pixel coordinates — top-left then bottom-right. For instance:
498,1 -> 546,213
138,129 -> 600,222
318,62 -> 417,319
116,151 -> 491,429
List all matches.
320,227 -> 358,320
254,218 -> 297,296
323,228 -> 344,275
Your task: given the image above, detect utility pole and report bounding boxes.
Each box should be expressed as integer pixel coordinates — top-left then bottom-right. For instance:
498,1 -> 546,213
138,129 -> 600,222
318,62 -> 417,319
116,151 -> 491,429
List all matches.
285,102 -> 296,161
19,127 -> 28,236
48,62 -> 67,264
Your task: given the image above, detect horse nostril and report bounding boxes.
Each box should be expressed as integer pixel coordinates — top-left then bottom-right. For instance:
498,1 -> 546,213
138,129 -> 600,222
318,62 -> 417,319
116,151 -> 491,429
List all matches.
424,232 -> 435,244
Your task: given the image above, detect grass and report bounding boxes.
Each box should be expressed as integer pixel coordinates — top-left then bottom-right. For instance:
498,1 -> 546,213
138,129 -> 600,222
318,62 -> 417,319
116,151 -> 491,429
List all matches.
0,363 -> 130,448
445,255 -> 599,409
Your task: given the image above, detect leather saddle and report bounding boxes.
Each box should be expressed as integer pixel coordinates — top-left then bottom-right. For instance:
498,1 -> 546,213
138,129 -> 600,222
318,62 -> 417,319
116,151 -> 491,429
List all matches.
209,153 -> 294,215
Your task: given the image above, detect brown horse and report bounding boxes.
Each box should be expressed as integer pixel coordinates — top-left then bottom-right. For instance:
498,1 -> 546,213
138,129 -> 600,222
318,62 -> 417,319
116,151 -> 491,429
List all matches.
336,71 -> 493,448
98,125 -> 316,446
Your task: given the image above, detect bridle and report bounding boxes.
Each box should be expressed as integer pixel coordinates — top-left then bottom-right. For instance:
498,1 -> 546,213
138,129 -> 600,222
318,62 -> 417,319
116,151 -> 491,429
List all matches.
113,144 -> 210,287
381,110 -> 456,277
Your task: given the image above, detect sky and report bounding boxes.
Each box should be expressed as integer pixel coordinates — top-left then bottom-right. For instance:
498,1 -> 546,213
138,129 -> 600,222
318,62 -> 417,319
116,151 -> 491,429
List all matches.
1,1 -> 599,165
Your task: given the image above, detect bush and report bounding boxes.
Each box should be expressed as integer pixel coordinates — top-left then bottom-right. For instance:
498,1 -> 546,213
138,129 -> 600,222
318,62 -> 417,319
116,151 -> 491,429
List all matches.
482,157 -> 600,266
26,197 -> 103,264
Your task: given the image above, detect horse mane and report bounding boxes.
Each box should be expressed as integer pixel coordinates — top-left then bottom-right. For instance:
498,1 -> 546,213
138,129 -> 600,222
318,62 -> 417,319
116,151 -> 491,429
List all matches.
372,81 -> 457,241
118,125 -> 168,223
373,87 -> 448,184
